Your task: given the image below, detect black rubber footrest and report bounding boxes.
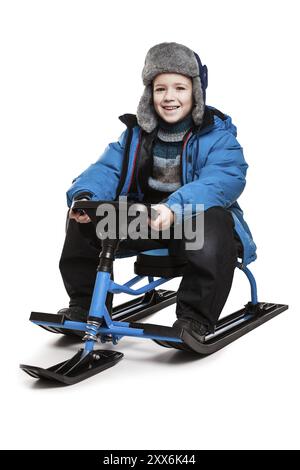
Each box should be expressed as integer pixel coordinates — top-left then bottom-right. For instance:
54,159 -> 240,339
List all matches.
129,321 -> 180,339
30,289 -> 177,336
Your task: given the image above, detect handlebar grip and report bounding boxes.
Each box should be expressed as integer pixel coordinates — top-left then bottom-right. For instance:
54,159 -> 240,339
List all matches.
71,208 -> 86,216
71,199 -> 88,216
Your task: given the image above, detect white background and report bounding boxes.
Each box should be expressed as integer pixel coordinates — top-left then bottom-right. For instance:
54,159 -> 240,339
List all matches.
1,0 -> 299,450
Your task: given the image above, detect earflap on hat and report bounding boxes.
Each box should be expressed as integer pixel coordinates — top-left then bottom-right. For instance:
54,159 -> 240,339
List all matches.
136,85 -> 158,134
192,75 -> 205,128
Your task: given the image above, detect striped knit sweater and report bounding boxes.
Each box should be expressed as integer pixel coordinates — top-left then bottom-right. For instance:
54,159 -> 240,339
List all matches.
148,113 -> 193,196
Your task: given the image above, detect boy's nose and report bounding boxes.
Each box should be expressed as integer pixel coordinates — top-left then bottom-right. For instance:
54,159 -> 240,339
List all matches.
163,97 -> 176,104
163,89 -> 175,101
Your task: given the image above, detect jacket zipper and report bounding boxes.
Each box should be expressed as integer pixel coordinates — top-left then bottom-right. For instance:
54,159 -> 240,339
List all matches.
127,130 -> 142,195
181,130 -> 193,184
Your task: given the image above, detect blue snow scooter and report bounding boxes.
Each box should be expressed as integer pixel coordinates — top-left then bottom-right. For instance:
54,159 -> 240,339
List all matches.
20,200 -> 288,385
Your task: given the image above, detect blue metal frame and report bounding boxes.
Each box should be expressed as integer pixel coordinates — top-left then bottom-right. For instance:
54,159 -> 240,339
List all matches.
237,262 -> 258,305
31,261 -> 259,353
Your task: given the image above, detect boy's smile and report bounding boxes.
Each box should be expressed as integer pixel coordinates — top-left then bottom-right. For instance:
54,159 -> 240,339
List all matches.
153,73 -> 193,124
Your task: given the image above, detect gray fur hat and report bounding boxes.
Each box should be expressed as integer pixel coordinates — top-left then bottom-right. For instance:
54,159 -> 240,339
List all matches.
137,42 -> 208,133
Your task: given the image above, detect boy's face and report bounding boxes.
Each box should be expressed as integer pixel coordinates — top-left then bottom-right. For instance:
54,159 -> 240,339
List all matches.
153,73 -> 193,124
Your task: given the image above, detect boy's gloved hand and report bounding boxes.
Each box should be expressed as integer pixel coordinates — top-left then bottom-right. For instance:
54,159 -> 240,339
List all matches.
148,204 -> 174,231
69,199 -> 91,223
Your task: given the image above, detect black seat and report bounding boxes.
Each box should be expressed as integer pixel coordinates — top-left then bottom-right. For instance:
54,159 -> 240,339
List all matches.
134,249 -> 187,277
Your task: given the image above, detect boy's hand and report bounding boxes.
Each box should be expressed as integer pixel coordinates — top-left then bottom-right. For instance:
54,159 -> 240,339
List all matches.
69,209 -> 91,223
69,199 -> 91,223
148,204 -> 174,231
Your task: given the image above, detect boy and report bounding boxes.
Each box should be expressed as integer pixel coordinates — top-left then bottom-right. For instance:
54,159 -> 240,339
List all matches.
59,42 -> 256,341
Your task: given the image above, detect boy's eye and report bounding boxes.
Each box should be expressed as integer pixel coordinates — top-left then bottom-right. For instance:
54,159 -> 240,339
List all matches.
155,87 -> 186,92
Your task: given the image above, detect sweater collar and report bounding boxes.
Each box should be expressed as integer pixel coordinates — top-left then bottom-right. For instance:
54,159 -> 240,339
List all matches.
157,113 -> 194,134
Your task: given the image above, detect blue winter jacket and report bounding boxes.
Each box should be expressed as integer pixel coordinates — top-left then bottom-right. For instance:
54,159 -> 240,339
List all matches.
66,106 -> 257,265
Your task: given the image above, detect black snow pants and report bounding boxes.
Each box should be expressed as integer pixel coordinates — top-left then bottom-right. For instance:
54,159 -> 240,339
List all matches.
59,206 -> 240,331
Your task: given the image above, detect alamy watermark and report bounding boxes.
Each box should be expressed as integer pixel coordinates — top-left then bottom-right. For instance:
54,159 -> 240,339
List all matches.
95,196 -> 204,251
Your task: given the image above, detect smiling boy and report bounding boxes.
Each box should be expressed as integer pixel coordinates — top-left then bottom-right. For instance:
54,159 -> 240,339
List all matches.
60,42 -> 256,342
